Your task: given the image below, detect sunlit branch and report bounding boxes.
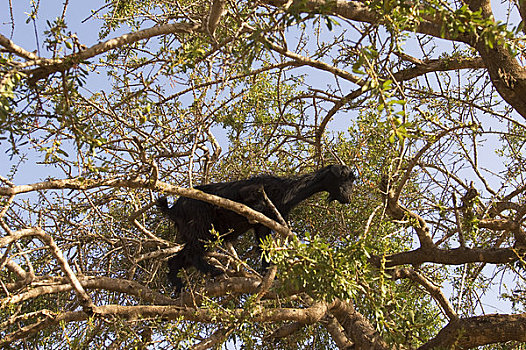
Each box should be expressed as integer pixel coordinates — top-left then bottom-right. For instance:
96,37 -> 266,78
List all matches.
0,178 -> 292,239
23,22 -> 200,84
392,268 -> 458,320
419,312 -> 526,349
0,228 -> 94,312
1,276 -> 174,306
329,298 -> 389,350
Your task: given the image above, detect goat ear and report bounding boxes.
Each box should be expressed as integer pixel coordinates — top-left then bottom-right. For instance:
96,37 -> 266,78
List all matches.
239,184 -> 264,202
329,164 -> 343,177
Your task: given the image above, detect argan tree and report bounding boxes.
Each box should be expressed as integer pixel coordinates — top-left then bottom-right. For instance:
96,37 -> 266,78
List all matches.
1,0 -> 526,348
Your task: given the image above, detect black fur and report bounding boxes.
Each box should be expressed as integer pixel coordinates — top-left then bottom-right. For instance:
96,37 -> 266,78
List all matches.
158,164 -> 356,292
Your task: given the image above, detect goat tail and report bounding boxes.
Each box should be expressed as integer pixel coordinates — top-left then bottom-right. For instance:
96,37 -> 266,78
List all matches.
156,196 -> 171,214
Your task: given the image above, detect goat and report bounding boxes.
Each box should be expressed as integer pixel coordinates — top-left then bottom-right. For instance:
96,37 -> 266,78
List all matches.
157,164 -> 356,292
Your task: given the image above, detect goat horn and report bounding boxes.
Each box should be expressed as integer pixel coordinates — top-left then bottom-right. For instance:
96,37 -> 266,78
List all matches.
325,142 -> 347,166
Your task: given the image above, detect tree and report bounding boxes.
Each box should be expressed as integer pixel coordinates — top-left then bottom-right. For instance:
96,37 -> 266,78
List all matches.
1,0 -> 526,348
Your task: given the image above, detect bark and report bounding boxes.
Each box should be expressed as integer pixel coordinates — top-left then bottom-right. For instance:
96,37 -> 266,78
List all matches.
323,314 -> 355,349
264,0 -> 469,42
465,0 -> 526,120
207,0 -> 226,35
0,287 -> 329,345
330,299 -> 390,350
419,313 -> 526,349
1,276 -> 175,306
377,246 -> 522,267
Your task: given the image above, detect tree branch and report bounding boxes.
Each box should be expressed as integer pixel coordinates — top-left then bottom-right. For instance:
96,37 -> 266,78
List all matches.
19,22 -> 200,85
1,276 -> 175,306
0,228 -> 94,312
206,0 -> 226,35
0,177 -> 291,239
329,298 -> 389,350
0,33 -> 39,60
419,312 -> 526,349
264,0 -> 471,42
323,314 -> 354,349
392,268 -> 458,320
375,246 -> 522,267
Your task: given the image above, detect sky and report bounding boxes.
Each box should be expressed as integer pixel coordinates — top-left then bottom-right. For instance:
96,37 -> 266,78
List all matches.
0,0 -> 521,316
1,1 -> 107,184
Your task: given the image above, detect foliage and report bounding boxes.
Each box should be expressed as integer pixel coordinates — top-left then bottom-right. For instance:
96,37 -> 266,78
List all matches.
1,0 -> 526,348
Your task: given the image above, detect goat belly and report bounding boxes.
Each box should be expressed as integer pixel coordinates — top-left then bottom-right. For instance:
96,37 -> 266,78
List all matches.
212,208 -> 253,241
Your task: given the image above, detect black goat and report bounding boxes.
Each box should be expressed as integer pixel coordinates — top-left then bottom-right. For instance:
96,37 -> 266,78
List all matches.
157,164 -> 356,291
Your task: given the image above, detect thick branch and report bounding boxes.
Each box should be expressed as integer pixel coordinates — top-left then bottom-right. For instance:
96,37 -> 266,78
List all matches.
0,33 -> 39,60
0,301 -> 330,346
267,301 -> 328,339
207,0 -> 226,34
419,312 -> 526,349
520,0 -> 526,27
96,303 -> 326,323
375,246 -> 522,267
475,42 -> 526,120
323,314 -> 354,349
264,0 -> 469,42
329,299 -> 389,350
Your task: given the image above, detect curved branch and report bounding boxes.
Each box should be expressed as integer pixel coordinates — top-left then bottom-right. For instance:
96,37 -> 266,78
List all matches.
264,0 -> 471,42
264,0 -> 526,120
0,228 -> 94,312
323,314 -> 354,349
0,33 -> 39,60
0,301 -> 330,346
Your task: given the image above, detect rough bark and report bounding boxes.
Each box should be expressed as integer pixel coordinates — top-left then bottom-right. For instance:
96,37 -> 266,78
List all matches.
330,299 -> 390,350
419,313 -> 526,349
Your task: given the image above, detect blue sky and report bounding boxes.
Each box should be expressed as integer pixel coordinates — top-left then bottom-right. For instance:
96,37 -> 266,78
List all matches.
1,0 -> 520,316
